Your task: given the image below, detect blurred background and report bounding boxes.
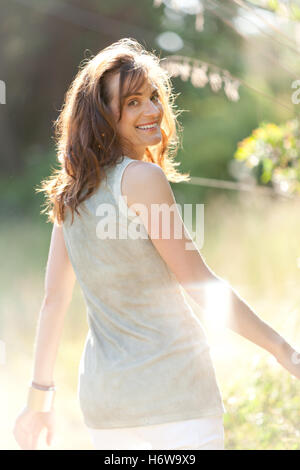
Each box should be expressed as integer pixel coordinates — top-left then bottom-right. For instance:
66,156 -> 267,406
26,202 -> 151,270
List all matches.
1,0 -> 300,449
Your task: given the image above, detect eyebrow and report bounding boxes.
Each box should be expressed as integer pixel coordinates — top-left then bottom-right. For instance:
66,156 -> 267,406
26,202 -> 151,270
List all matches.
125,87 -> 159,98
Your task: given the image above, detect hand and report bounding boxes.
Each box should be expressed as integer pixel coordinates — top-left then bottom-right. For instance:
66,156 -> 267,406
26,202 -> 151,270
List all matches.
13,405 -> 56,450
275,340 -> 300,380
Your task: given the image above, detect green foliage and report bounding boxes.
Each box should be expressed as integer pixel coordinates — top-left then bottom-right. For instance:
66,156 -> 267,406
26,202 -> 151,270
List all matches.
0,147 -> 57,220
223,355 -> 300,450
233,119 -> 300,196
249,0 -> 300,21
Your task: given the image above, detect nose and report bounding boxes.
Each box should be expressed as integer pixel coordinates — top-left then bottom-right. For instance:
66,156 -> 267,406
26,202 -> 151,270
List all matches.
143,98 -> 161,117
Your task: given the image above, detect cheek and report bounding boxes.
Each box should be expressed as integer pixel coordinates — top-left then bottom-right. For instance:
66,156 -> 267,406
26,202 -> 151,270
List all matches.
117,115 -> 137,139
120,111 -> 136,132
158,103 -> 164,120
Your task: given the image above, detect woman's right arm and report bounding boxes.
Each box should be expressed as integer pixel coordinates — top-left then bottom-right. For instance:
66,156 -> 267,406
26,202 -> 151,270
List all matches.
13,222 -> 76,449
122,161 -> 300,379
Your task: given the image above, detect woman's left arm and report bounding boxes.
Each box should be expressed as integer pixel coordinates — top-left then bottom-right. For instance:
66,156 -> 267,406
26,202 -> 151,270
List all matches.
13,222 -> 77,450
31,221 -> 77,386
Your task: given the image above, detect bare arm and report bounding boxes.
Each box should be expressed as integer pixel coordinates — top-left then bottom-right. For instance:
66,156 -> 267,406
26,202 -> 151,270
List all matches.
13,222 -> 76,449
31,222 -> 76,386
122,161 -> 300,378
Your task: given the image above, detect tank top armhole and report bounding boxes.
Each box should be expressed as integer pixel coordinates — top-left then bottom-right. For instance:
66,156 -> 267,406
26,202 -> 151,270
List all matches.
112,156 -> 141,221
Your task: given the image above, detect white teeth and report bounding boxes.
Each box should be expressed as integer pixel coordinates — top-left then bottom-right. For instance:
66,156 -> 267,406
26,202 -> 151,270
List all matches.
137,123 -> 157,130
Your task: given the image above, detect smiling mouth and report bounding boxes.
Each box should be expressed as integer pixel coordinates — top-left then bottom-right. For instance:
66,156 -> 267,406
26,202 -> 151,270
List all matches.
136,123 -> 159,131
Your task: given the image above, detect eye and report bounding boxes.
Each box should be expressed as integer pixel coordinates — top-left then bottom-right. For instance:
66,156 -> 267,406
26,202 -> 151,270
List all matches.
128,99 -> 139,107
151,92 -> 160,102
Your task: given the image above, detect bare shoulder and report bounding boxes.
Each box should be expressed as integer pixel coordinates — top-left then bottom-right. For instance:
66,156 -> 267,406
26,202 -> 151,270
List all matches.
123,159 -> 165,182
122,159 -> 172,210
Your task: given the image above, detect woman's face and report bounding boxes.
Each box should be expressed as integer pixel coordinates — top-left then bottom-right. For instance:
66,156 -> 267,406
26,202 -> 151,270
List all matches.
108,72 -> 164,160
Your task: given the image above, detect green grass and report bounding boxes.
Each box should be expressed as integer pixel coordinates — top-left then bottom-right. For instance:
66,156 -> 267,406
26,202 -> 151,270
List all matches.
223,355 -> 300,450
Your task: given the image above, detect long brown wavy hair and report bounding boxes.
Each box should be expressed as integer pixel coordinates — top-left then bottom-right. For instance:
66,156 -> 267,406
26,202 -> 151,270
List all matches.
35,38 -> 190,226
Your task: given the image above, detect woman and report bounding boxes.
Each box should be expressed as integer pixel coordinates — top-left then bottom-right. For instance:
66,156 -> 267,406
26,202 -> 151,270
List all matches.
13,38 -> 300,450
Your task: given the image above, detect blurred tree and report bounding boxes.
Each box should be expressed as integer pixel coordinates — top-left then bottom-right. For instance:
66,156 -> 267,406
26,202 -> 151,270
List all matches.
233,118 -> 300,196
0,0 -> 299,209
0,0 -> 161,173
245,0 -> 300,21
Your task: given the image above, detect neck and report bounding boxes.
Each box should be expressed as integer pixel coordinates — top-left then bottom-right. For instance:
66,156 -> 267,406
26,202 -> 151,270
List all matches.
125,145 -> 146,161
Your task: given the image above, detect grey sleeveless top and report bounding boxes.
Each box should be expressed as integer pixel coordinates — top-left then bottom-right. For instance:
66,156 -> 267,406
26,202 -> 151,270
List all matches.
62,155 -> 226,429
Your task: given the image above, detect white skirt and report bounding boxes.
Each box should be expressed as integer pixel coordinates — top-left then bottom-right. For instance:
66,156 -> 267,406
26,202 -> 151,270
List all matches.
87,415 -> 225,450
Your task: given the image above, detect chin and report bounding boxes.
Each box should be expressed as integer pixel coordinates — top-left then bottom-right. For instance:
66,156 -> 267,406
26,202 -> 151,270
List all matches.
146,142 -> 160,149
148,135 -> 162,146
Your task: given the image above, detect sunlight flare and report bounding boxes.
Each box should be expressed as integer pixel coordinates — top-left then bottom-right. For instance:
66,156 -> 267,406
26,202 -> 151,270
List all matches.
202,279 -> 232,330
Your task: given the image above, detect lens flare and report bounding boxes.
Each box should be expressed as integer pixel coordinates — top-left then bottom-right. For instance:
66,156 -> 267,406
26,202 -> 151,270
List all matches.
202,279 -> 232,329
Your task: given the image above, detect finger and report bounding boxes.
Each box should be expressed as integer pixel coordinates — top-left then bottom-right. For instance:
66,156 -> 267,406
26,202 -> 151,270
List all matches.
46,418 -> 56,447
14,425 -> 31,450
20,433 -> 33,450
24,431 -> 34,450
31,422 -> 43,450
31,433 -> 39,450
46,427 -> 54,447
